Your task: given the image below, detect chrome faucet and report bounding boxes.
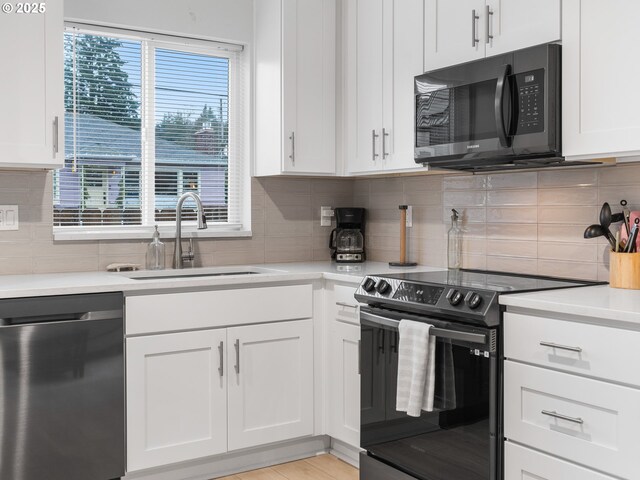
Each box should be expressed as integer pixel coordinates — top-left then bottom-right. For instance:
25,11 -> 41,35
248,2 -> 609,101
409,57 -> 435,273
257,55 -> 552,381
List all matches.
173,192 -> 208,269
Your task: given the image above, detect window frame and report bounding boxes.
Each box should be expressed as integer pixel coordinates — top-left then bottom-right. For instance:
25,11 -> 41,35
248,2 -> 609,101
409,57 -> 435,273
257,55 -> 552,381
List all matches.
54,23 -> 251,241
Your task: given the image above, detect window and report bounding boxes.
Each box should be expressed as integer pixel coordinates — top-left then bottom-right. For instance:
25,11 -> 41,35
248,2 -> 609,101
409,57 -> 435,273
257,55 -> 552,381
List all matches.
54,25 -> 248,239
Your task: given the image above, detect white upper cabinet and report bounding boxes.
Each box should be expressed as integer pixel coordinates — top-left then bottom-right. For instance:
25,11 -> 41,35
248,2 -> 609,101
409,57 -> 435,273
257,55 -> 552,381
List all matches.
485,0 -> 560,56
0,0 -> 63,169
563,0 -> 640,161
345,0 -> 425,175
425,0 -> 560,71
254,0 -> 336,176
424,0 -> 486,71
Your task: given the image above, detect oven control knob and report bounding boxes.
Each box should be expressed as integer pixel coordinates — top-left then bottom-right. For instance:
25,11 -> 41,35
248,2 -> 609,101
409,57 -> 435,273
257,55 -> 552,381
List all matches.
466,292 -> 483,310
447,289 -> 463,306
362,278 -> 376,292
376,280 -> 391,295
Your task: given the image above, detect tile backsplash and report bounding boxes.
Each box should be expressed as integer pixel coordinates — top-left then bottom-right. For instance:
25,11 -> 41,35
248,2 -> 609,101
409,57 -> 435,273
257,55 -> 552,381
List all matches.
0,172 -> 352,275
356,164 -> 640,281
1,163 -> 639,280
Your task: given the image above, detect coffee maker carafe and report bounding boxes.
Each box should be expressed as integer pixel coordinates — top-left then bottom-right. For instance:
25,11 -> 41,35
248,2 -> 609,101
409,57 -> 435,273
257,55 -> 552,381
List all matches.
329,208 -> 365,263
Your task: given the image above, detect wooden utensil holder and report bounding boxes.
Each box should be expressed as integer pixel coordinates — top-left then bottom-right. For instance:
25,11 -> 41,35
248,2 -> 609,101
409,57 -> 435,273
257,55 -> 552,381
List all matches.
610,252 -> 640,289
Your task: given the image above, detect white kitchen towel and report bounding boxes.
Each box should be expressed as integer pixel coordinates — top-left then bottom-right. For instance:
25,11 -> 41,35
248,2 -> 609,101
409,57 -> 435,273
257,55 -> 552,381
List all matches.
396,319 -> 436,417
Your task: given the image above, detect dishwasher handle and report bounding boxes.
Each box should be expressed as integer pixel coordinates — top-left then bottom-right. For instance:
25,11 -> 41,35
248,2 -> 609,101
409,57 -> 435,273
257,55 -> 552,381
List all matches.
0,309 -> 122,327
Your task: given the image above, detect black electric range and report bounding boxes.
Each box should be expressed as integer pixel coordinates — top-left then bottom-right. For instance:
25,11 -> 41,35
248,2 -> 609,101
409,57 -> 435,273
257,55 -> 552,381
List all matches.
355,269 -> 603,480
355,269 -> 602,327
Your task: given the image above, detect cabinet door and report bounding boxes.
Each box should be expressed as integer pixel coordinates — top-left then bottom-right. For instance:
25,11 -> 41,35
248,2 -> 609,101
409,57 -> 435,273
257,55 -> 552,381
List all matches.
382,0 -> 425,171
0,0 -> 63,168
126,329 -> 227,471
282,0 -> 336,174
424,0 -> 486,71
485,0 -> 560,57
345,0 -> 384,174
227,319 -> 314,451
327,320 -> 360,447
563,0 -> 640,160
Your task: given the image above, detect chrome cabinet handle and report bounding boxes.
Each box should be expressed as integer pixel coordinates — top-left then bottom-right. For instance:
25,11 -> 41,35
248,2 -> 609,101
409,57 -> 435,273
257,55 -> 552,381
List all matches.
358,340 -> 361,375
471,9 -> 480,46
372,129 -> 379,162
336,301 -> 358,309
382,128 -> 389,159
234,339 -> 240,374
485,5 -> 494,43
53,116 -> 59,156
540,341 -> 582,353
542,410 -> 584,425
289,132 -> 295,165
218,341 -> 224,377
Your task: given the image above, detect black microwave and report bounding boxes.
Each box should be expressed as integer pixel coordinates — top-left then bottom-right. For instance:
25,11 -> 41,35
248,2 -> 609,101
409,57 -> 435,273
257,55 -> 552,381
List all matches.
414,44 -> 561,171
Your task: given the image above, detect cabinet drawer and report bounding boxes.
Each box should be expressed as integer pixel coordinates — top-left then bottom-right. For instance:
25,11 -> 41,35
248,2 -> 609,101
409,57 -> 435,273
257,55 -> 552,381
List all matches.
126,284 -> 312,335
505,442 -> 616,480
332,284 -> 359,325
504,361 -> 640,479
505,312 -> 640,386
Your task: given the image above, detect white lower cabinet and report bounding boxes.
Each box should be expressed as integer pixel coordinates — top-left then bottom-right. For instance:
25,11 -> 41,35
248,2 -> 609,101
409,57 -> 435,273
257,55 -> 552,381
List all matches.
505,442 -> 616,480
126,329 -> 228,471
327,319 -> 360,447
227,320 -> 314,451
505,310 -> 640,480
325,282 -> 361,449
126,318 -> 314,472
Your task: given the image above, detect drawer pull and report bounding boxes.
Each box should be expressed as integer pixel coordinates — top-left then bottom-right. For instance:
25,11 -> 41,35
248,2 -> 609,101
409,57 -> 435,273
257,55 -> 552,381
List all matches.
539,341 -> 582,353
541,410 -> 584,425
336,302 -> 358,309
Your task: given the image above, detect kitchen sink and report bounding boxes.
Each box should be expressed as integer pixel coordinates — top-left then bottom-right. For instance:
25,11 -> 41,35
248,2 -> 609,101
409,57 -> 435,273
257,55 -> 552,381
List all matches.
130,271 -> 262,280
123,266 -> 283,281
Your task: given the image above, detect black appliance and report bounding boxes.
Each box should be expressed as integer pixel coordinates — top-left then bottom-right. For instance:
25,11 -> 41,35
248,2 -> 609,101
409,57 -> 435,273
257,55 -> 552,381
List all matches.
0,293 -> 125,480
414,44 -> 566,171
355,269 -> 602,480
330,207 -> 366,263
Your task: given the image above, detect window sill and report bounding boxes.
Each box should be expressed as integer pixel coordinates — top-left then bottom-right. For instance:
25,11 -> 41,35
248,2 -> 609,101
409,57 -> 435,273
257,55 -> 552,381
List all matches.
53,224 -> 251,241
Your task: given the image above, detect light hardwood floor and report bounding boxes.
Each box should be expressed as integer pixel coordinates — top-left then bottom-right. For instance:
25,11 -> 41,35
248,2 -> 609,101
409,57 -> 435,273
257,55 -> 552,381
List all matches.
216,454 -> 358,480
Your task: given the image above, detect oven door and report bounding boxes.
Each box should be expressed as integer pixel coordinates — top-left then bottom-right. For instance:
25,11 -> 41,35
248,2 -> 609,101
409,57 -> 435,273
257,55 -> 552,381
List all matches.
360,308 -> 500,480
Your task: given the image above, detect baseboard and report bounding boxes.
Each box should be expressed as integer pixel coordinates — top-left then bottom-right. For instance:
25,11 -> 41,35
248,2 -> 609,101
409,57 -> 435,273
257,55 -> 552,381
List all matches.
329,438 -> 362,468
123,435 -> 331,480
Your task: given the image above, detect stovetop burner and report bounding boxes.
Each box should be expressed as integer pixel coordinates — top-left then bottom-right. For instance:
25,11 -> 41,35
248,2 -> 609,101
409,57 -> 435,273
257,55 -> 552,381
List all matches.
355,269 -> 605,327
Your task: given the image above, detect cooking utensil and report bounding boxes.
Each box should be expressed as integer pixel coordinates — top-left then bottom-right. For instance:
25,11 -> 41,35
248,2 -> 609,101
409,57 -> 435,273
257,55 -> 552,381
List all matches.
627,218 -> 640,253
616,231 -> 620,253
621,199 -> 631,236
584,224 -> 617,250
599,202 -> 618,247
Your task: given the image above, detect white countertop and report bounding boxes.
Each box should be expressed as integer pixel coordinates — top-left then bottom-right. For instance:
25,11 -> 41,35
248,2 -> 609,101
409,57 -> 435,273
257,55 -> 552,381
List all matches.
0,261 -> 443,299
500,284 -> 640,326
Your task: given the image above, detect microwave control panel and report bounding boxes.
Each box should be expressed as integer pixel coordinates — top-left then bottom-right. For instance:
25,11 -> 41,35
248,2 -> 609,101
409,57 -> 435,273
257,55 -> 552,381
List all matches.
515,68 -> 545,134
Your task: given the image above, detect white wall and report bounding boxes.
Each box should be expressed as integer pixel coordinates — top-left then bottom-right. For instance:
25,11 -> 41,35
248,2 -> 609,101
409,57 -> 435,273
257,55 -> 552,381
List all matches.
64,0 -> 253,44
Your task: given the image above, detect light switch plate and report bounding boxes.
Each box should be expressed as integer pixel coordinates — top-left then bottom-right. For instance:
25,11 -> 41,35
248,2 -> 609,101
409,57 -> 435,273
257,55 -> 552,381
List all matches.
320,206 -> 334,227
0,205 -> 19,231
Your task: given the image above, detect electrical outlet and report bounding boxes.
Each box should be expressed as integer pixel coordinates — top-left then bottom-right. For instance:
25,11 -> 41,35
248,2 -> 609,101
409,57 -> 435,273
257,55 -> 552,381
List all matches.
406,205 -> 413,227
0,205 -> 18,231
320,206 -> 334,227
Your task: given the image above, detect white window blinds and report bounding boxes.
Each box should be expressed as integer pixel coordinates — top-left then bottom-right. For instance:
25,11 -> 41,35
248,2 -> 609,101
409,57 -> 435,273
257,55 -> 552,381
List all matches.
55,26 -> 246,237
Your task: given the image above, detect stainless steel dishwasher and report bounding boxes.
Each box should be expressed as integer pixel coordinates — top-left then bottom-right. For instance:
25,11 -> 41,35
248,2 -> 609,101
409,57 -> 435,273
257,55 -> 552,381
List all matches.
0,293 -> 125,480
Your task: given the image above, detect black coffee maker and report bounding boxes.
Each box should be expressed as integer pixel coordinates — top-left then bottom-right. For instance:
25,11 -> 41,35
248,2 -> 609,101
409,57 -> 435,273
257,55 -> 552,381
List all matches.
329,208 -> 366,263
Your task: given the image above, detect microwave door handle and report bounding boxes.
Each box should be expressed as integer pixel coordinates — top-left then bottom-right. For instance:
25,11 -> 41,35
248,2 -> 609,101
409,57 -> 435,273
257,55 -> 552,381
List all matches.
495,64 -> 512,148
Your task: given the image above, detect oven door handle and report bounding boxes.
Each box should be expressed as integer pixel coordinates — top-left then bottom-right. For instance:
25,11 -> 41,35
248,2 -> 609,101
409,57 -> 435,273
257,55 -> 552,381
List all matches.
360,311 -> 487,345
495,63 -> 513,148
